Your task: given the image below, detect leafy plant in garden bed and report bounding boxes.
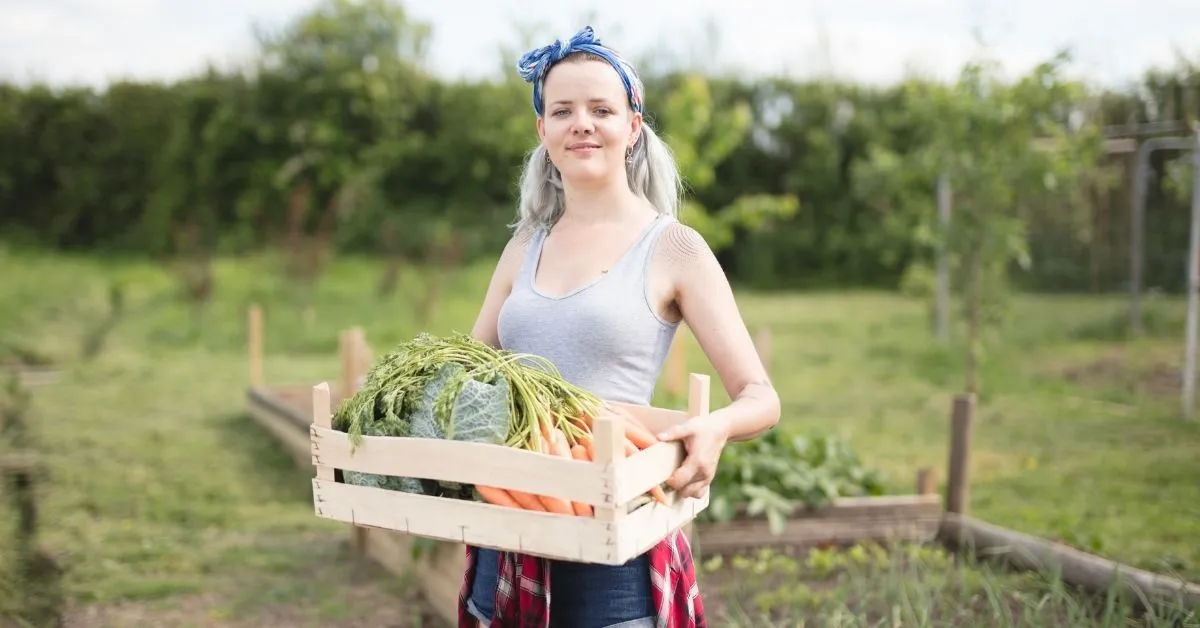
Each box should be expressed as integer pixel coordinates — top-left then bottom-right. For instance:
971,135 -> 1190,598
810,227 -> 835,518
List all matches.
701,428 -> 887,534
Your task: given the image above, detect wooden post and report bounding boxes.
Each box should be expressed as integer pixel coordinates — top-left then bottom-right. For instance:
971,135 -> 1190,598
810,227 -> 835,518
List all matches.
248,304 -> 263,388
946,393 -> 975,515
754,326 -> 772,374
916,466 -> 936,495
338,330 -> 355,402
351,327 -> 372,387
1182,126 -> 1200,419
935,172 -> 952,342
666,330 -> 686,398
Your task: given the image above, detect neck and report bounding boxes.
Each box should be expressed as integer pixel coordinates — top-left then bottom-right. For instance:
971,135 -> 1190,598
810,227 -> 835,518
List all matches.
559,177 -> 643,225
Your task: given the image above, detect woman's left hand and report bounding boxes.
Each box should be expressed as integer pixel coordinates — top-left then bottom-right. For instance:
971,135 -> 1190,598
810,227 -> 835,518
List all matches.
656,410 -> 730,500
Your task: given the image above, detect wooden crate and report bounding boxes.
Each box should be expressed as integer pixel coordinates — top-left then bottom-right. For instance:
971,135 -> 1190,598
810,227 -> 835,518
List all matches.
309,373 -> 713,566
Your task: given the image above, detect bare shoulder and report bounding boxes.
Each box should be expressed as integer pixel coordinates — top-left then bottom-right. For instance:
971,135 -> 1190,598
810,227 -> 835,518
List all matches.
470,224 -> 538,347
653,220 -> 723,283
497,224 -> 538,271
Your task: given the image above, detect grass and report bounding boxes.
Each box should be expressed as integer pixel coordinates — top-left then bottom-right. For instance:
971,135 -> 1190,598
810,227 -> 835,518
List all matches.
0,243 -> 1198,625
702,542 -> 1199,627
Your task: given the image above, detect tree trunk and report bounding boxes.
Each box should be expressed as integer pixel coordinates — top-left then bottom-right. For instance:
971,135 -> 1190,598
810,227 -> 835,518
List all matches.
964,249 -> 982,396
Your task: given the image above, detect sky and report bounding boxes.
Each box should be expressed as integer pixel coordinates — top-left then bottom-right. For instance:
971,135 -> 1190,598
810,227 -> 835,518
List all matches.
2,0 -> 1198,91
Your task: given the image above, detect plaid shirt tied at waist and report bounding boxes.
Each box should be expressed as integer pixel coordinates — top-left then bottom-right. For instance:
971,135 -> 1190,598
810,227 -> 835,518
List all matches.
457,529 -> 706,628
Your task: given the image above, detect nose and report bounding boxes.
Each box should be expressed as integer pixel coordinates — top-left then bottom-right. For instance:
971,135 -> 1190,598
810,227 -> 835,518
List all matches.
570,111 -> 595,135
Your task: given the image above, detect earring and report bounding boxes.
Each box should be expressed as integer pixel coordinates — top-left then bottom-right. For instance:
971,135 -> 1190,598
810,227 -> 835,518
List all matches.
625,145 -> 633,163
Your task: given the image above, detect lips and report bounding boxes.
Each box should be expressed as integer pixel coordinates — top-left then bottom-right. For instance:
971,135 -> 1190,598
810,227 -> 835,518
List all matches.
567,143 -> 601,152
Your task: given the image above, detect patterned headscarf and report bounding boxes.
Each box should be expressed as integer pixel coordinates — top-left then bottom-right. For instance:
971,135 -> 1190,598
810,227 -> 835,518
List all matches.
515,26 -> 645,117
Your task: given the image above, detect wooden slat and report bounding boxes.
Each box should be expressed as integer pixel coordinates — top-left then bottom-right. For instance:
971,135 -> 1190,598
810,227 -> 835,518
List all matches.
611,440 -> 685,504
0,454 -> 41,474
615,491 -> 709,559
940,513 -> 1200,610
696,494 -> 943,552
2,367 -> 60,388
313,478 -> 619,563
247,395 -> 314,471
311,425 -> 613,505
313,478 -> 707,566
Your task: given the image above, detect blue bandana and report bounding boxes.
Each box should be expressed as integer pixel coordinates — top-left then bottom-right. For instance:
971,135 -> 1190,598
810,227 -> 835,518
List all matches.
515,26 -> 645,117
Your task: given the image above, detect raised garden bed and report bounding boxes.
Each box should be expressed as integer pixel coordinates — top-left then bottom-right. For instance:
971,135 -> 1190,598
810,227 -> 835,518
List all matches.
691,426 -> 942,555
695,491 -> 942,555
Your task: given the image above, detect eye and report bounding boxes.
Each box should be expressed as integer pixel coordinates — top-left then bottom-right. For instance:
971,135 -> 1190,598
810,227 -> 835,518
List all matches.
551,108 -> 570,117
594,107 -> 613,116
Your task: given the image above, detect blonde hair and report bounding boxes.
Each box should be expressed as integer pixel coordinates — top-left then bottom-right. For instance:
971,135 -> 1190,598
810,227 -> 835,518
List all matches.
510,54 -> 682,235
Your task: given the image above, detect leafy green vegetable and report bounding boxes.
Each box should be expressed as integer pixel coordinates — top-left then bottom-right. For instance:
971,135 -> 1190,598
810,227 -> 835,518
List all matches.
331,332 -> 603,500
702,428 -> 886,535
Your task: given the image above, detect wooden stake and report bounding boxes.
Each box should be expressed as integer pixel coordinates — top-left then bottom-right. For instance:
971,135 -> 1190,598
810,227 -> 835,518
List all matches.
338,330 -> 355,402
248,304 -> 263,388
946,393 -> 975,515
351,327 -> 372,385
666,330 -> 686,397
754,326 -> 772,375
916,466 -> 936,495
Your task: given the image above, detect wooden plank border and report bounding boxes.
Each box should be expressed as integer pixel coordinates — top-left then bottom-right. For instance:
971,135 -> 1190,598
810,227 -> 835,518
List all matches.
940,513 -> 1200,612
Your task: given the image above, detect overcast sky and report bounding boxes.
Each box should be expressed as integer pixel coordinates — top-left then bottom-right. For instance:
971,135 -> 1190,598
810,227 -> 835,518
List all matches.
2,0 -> 1198,90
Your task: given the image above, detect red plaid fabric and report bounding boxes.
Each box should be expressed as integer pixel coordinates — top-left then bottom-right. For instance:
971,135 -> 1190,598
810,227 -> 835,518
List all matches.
458,529 -> 706,628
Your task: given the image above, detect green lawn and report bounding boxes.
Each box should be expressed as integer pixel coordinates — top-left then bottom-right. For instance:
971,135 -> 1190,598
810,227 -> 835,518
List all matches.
1,245 -> 1198,625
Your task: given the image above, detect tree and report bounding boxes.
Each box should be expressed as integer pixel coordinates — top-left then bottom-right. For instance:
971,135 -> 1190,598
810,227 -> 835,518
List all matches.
656,73 -> 800,253
853,53 -> 1106,395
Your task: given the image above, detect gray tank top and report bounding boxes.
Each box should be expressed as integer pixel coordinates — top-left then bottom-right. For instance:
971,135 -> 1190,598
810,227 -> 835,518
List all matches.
496,213 -> 680,405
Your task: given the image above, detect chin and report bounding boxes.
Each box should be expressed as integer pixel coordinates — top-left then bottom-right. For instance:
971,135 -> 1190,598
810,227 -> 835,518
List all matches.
558,160 -> 619,185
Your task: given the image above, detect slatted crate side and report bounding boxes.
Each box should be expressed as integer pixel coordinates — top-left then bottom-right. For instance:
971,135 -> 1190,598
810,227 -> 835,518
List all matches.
308,374 -> 713,566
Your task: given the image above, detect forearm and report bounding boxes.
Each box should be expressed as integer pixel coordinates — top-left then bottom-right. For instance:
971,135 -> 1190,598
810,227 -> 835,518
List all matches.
718,380 -> 781,442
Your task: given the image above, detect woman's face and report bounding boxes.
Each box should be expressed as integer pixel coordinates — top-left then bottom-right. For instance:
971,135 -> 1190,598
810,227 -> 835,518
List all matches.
537,58 -> 641,187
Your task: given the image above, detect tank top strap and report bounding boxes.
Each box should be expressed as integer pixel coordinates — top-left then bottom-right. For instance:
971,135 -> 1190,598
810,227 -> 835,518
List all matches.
515,227 -> 550,287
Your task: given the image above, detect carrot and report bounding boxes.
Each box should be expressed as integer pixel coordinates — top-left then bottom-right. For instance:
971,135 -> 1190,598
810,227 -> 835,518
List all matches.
578,434 -> 595,460
508,489 -> 548,511
536,429 -> 576,515
477,486 -> 523,509
622,419 -> 658,450
569,444 -> 594,516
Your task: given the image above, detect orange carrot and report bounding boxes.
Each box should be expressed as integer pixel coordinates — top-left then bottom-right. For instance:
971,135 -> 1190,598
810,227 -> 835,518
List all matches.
477,486 -> 523,509
577,433 -> 595,460
569,444 -> 594,516
536,429 -> 576,515
508,489 -> 548,512
622,419 -> 658,450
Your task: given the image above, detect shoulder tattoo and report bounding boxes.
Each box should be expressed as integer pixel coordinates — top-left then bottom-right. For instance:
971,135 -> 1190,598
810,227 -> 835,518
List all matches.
660,222 -> 711,271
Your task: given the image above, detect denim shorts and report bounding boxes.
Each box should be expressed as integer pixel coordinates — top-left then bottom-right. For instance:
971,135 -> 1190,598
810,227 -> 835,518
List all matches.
467,547 -> 655,628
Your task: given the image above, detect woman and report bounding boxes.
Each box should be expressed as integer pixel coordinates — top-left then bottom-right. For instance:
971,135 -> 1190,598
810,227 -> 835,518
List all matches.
461,26 -> 781,628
